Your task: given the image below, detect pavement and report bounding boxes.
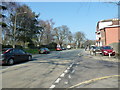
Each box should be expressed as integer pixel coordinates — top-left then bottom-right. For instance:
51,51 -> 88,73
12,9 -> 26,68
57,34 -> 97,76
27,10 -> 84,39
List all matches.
83,50 -> 120,63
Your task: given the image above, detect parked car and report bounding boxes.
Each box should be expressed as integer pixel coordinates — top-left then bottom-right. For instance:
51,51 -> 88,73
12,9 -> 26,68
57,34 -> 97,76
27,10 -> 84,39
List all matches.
94,46 -> 101,54
38,48 -> 50,54
56,47 -> 62,51
62,47 -> 66,50
0,48 -> 32,65
90,46 -> 101,55
100,46 -> 115,56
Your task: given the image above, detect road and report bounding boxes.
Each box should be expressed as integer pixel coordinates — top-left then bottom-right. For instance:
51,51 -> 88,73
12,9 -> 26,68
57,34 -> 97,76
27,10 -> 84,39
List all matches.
1,49 -> 119,88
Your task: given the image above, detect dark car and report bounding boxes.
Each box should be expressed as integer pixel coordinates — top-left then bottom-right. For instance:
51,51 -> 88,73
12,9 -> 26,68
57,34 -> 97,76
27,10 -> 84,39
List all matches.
38,48 -> 50,54
94,46 -> 101,53
100,46 -> 115,56
62,47 -> 66,50
90,46 -> 101,55
0,48 -> 32,65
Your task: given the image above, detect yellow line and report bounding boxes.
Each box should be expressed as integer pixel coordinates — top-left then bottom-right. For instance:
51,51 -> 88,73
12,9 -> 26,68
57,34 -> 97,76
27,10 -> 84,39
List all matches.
69,75 -> 120,88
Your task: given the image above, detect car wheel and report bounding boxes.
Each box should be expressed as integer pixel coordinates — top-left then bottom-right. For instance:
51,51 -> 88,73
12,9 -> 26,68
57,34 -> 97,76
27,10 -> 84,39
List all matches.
28,56 -> 32,61
8,58 -> 14,65
102,53 -> 104,56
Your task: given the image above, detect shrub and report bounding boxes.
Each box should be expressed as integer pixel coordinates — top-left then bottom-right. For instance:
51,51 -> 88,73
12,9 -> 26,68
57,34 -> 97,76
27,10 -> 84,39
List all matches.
15,45 -> 23,49
24,49 -> 39,54
2,45 -> 13,48
28,43 -> 35,49
47,42 -> 57,49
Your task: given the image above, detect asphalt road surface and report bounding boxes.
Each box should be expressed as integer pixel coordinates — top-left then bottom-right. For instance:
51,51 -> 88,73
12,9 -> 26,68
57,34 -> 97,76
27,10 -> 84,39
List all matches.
1,49 -> 119,88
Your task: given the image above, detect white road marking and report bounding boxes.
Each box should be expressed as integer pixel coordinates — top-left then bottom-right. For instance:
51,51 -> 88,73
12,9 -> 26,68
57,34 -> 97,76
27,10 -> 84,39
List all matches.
71,70 -> 75,74
69,63 -> 74,68
55,78 -> 61,83
60,73 -> 65,77
49,85 -> 56,88
68,75 -> 71,79
49,62 -> 74,88
67,67 -> 70,70
64,70 -> 68,73
64,81 -> 68,84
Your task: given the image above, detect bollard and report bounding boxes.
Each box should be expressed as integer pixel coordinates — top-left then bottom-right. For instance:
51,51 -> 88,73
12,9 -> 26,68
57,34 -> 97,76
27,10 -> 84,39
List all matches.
94,52 -> 96,56
108,53 -> 111,58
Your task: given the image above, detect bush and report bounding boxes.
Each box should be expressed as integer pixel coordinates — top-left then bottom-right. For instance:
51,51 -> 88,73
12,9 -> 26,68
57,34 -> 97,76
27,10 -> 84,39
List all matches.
47,42 -> 57,49
15,45 -> 23,49
2,45 -> 13,48
28,43 -> 36,49
24,49 -> 39,54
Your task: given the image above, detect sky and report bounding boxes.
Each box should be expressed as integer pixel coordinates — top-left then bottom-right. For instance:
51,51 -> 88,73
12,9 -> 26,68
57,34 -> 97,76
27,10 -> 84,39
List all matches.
20,2 -> 118,40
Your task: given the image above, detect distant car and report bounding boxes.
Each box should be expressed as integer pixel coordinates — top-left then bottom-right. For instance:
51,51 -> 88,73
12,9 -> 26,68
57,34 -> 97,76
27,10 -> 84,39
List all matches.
38,48 -> 50,54
0,48 -> 32,65
100,46 -> 115,56
94,46 -> 101,54
90,46 -> 101,55
56,47 -> 62,51
62,47 -> 66,50
67,45 -> 71,50
90,46 -> 96,55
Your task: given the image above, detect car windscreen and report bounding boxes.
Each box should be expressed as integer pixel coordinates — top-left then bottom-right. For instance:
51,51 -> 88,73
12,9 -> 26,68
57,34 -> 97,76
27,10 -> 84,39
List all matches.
96,47 -> 100,49
93,47 -> 96,49
45,48 -> 49,51
103,46 -> 112,49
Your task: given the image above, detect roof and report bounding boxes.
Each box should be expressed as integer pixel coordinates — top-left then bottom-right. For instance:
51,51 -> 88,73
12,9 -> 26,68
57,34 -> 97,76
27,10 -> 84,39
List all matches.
99,25 -> 120,30
97,18 -> 120,30
99,18 -> 120,22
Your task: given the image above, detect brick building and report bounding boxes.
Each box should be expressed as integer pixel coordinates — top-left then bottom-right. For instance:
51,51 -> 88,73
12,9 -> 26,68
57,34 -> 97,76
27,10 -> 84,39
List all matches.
96,18 -> 120,53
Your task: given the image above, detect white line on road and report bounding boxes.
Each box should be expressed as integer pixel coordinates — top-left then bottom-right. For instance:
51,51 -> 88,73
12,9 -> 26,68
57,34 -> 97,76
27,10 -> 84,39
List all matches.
49,85 -> 56,88
71,70 -> 75,74
67,67 -> 70,70
55,78 -> 61,83
68,75 -> 71,79
69,63 -> 74,68
64,70 -> 68,73
49,61 -> 74,89
60,73 -> 65,77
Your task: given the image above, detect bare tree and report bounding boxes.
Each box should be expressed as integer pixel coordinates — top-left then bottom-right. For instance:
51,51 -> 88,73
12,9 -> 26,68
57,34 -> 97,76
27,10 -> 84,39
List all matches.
74,31 -> 85,48
68,31 -> 73,44
36,19 -> 55,46
1,2 -> 20,45
53,25 -> 70,47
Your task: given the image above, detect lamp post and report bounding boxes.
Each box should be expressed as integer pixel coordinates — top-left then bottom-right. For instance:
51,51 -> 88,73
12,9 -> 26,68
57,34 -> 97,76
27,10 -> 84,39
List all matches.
13,12 -> 27,48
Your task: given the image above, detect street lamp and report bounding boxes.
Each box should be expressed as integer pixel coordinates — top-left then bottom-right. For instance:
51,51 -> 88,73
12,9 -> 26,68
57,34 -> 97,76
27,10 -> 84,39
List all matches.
13,12 -> 27,48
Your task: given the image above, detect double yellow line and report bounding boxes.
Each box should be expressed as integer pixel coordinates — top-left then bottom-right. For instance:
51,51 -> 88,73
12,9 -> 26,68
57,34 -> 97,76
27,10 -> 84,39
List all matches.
68,75 -> 120,88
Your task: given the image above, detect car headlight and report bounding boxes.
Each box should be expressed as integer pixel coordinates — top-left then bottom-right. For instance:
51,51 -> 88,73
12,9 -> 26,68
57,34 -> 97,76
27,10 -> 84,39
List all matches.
104,51 -> 108,53
0,54 -> 4,61
112,50 -> 115,53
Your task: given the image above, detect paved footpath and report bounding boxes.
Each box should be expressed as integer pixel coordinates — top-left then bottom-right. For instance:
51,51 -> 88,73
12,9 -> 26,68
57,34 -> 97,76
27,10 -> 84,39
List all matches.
82,50 -> 119,63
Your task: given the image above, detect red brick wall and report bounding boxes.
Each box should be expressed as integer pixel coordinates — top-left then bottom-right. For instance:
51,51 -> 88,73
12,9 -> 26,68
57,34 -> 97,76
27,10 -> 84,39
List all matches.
101,29 -> 106,45
105,27 -> 120,45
